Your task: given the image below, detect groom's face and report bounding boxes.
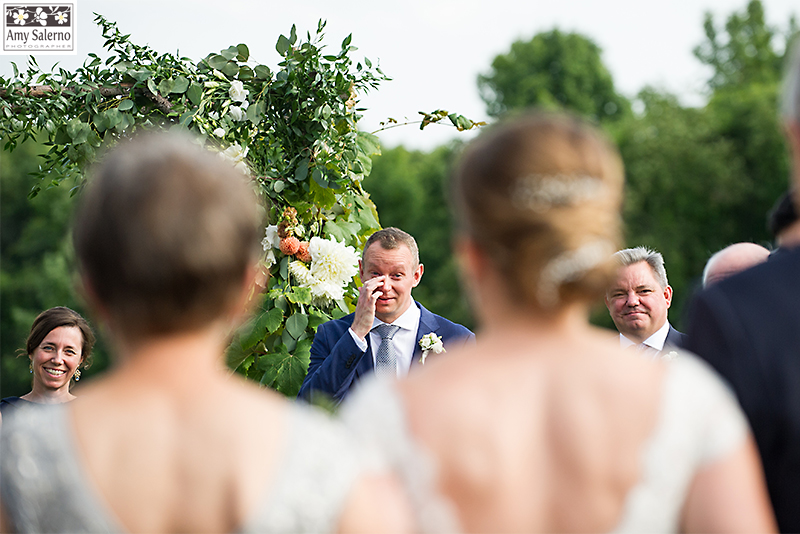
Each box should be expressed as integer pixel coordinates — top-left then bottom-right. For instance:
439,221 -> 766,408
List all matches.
360,243 -> 423,324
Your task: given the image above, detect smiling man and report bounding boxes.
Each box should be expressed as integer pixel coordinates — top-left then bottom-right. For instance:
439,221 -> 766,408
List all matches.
604,246 -> 685,359
298,227 -> 474,403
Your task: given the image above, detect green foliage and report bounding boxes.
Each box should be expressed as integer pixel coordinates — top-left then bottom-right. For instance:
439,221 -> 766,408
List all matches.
478,29 -> 630,121
694,0 -> 797,91
363,144 -> 474,330
0,16 -> 391,396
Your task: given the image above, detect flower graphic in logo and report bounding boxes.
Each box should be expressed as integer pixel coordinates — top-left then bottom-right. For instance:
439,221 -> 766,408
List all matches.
419,333 -> 445,364
34,7 -> 47,26
13,10 -> 28,25
54,11 -> 68,24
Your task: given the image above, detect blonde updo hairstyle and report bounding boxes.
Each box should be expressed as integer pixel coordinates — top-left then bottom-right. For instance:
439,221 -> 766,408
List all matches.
451,111 -> 624,310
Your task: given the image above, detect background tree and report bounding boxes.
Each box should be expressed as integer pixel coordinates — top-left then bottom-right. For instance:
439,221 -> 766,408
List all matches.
478,29 -> 630,122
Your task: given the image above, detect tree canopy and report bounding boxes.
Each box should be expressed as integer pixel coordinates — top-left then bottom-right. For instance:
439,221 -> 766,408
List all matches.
478,29 -> 630,122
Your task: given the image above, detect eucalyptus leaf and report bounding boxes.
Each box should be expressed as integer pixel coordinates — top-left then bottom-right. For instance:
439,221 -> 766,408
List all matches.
186,83 -> 203,105
207,54 -> 228,70
254,65 -> 271,80
294,158 -> 309,181
171,76 -> 190,94
221,61 -> 240,78
276,35 -> 291,56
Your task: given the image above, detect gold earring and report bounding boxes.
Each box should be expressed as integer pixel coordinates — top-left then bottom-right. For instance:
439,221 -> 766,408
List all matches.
73,369 -> 81,381
29,361 -> 33,373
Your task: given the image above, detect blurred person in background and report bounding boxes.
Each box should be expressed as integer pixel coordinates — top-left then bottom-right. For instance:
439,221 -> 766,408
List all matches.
767,188 -> 800,250
686,40 -> 800,532
701,242 -> 770,287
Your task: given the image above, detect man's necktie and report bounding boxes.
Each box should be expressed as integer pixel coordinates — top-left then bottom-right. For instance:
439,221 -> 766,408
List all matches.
374,324 -> 401,378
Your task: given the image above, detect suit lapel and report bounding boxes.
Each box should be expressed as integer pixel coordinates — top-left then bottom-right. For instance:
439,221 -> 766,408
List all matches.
354,334 -> 374,378
411,302 -> 440,367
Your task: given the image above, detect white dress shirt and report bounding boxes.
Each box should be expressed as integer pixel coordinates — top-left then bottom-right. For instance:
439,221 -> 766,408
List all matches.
619,320 -> 671,354
348,303 -> 421,378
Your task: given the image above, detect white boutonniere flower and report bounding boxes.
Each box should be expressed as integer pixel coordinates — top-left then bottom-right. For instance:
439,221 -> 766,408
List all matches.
419,333 -> 445,364
662,350 -> 678,361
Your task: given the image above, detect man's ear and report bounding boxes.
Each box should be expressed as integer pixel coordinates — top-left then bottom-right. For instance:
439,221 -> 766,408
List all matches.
358,258 -> 363,279
411,263 -> 424,288
664,285 -> 673,308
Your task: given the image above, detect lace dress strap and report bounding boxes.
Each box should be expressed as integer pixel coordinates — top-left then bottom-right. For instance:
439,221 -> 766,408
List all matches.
612,352 -> 750,533
240,403 -> 366,534
341,378 -> 462,533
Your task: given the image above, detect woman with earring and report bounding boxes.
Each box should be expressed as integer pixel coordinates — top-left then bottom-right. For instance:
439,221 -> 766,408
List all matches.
0,133 -> 411,534
343,112 -> 776,532
0,306 -> 95,422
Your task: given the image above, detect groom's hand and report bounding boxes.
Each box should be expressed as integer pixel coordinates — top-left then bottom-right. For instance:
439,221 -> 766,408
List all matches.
351,275 -> 386,340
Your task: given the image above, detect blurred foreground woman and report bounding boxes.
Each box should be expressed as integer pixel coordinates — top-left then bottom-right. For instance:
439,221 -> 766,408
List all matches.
0,133 -> 410,533
343,112 -> 776,533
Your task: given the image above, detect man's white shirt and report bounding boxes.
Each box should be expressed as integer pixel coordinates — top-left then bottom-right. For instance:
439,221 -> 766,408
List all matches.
348,303 -> 421,377
619,320 -> 670,352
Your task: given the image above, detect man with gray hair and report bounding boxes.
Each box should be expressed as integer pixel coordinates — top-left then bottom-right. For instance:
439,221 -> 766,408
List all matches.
685,40 -> 800,531
604,246 -> 685,359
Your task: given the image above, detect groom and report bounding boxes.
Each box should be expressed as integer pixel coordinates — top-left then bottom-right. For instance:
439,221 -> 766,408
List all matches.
298,227 -> 474,403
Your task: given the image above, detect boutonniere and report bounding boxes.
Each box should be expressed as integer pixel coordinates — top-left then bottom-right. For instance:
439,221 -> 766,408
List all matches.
661,350 -> 678,361
419,333 -> 446,364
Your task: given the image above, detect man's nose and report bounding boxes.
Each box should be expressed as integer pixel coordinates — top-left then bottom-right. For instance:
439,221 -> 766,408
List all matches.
626,292 -> 639,306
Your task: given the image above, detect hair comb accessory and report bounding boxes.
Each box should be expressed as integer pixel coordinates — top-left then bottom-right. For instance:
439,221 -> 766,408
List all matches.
511,173 -> 607,213
537,239 -> 615,307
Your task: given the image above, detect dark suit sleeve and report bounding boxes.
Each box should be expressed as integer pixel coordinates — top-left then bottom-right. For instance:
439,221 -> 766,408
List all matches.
685,289 -> 780,462
297,322 -> 369,404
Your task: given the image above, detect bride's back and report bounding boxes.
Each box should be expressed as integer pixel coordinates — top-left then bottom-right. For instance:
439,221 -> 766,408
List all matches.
395,112 -> 661,531
401,330 -> 663,532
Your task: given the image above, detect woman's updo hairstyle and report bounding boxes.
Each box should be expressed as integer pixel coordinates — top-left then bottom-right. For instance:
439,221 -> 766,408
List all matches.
451,111 -> 624,310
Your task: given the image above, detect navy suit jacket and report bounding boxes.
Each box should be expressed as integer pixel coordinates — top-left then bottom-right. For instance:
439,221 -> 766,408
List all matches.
298,301 -> 474,403
662,324 -> 686,355
685,247 -> 800,532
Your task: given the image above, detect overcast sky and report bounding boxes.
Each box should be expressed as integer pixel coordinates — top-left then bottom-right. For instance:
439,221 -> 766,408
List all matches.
2,0 -> 798,149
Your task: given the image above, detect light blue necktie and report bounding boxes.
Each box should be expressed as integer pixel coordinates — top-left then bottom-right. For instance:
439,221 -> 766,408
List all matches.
374,324 -> 401,378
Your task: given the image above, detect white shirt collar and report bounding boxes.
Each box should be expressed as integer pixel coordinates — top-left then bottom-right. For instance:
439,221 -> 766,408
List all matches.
619,320 -> 670,351
371,301 -> 420,331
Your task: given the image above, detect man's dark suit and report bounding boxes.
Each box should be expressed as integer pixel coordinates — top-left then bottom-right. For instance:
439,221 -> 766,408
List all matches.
298,301 -> 474,403
662,324 -> 686,355
685,247 -> 800,532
